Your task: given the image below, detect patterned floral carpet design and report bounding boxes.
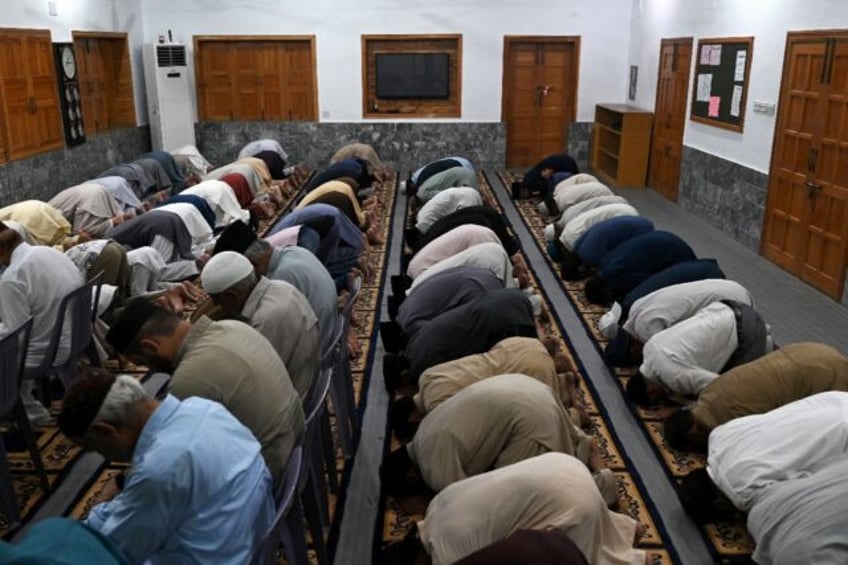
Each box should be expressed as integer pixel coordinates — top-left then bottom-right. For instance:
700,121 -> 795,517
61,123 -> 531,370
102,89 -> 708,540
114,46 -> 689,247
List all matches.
378,173 -> 675,565
1,171 -> 399,565
495,169 -> 756,563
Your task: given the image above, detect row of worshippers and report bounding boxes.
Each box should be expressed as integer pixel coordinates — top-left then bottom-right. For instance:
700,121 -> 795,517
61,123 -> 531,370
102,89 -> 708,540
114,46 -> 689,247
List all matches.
377,156 -> 648,564
0,140 -> 303,425
532,161 -> 848,563
0,142 -> 387,563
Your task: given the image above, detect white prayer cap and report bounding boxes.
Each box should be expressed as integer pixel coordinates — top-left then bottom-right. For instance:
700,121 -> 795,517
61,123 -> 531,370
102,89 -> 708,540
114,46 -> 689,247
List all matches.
528,294 -> 543,317
598,302 -> 622,339
1,220 -> 33,244
544,224 -> 555,243
200,251 -> 254,294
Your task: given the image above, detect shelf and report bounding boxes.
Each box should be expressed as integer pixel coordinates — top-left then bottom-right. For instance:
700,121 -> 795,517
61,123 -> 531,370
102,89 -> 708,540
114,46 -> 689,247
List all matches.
595,123 -> 622,136
598,147 -> 620,161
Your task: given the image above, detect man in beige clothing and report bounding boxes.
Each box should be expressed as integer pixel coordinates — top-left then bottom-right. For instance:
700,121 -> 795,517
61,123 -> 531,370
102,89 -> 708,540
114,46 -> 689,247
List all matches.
200,251 -> 320,400
105,298 -> 305,489
49,183 -> 129,238
664,342 -> 848,452
381,374 -> 613,504
390,337 -> 573,440
382,453 -> 645,565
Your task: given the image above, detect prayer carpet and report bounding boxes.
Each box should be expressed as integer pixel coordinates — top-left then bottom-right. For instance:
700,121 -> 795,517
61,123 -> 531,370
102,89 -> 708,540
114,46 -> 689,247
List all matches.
495,169 -> 755,562
378,173 -> 675,565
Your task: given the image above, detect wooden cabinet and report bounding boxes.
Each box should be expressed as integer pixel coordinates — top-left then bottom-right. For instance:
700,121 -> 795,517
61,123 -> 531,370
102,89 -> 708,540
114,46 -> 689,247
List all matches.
590,103 -> 653,188
195,36 -> 317,122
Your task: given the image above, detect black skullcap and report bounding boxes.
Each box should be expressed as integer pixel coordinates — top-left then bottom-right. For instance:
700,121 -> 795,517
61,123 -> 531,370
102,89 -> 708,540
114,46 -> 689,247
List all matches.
213,220 -> 257,255
105,297 -> 160,353
58,369 -> 117,439
603,331 -> 633,367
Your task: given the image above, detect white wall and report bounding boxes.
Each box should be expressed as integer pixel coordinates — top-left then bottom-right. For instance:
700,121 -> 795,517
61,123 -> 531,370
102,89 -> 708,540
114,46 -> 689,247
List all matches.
629,0 -> 848,173
140,0 -> 633,124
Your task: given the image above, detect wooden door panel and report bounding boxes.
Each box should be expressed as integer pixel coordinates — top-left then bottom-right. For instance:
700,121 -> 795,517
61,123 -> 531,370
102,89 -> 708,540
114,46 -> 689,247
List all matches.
538,43 -> 574,156
198,43 -> 235,121
649,39 -> 691,201
284,42 -> 316,120
234,43 -> 261,120
505,43 -> 540,167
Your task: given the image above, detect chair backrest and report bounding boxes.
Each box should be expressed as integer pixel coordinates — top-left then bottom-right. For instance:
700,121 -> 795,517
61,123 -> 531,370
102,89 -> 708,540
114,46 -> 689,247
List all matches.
303,365 -> 333,430
27,272 -> 103,380
251,446 -> 303,565
0,317 -> 33,417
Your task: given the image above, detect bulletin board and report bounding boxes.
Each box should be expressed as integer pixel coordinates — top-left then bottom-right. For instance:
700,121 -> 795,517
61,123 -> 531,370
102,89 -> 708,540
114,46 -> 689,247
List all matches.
690,36 -> 754,132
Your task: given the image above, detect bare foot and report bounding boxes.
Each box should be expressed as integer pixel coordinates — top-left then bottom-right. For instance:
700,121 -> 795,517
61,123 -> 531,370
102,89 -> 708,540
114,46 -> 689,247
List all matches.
635,522 -> 648,544
347,333 -> 362,359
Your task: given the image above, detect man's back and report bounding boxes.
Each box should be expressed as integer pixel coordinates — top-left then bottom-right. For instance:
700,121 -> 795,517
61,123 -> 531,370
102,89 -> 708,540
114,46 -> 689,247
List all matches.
242,277 -> 319,399
169,317 -> 305,486
86,396 -> 274,564
0,243 -> 84,367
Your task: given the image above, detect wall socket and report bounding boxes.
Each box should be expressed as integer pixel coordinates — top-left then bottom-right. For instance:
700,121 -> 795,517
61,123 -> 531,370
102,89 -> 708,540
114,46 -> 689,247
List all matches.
752,101 -> 776,116
322,111 -> 330,119
47,1 -> 58,16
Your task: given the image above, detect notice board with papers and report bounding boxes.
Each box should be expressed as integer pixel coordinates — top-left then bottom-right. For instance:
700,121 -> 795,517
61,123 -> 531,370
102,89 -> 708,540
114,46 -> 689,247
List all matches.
690,36 -> 754,132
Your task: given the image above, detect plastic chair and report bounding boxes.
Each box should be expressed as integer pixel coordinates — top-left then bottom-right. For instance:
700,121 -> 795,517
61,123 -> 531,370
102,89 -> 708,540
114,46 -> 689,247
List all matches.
0,317 -> 49,528
250,446 -> 307,565
328,275 -> 362,460
299,364 -> 334,565
23,272 -> 104,396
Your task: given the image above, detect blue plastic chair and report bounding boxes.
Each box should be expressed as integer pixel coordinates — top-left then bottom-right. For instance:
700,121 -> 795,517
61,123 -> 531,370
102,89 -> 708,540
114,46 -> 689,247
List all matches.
23,272 -> 104,396
300,364 -> 334,565
0,317 -> 49,528
250,446 -> 307,565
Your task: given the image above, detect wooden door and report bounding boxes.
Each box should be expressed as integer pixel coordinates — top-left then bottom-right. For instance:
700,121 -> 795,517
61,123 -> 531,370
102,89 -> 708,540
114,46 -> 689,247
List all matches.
283,41 -> 317,121
197,42 -> 236,121
77,38 -> 109,132
648,38 -> 692,200
763,33 -> 848,299
503,37 -> 579,167
0,29 -> 62,160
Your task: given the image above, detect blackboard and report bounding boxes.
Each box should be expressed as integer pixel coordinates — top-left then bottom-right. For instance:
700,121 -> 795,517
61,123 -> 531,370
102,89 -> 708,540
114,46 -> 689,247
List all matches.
690,37 -> 754,132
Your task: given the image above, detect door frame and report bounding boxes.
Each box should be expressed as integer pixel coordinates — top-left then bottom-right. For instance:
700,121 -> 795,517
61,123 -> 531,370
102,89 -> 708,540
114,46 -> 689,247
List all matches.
648,36 -> 693,201
501,35 -> 581,166
761,29 -> 848,300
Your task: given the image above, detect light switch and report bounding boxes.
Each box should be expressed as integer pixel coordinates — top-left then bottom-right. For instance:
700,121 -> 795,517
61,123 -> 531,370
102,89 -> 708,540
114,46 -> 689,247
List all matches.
48,1 -> 58,16
322,111 -> 330,119
753,101 -> 776,116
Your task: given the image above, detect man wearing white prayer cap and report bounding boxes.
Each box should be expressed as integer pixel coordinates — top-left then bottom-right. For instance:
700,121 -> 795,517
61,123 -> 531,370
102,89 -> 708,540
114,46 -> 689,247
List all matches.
201,252 -> 319,399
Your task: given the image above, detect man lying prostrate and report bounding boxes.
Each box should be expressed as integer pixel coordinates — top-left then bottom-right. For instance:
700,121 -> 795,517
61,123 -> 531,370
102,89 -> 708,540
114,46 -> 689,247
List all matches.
538,173 -> 601,216
602,278 -> 753,359
58,370 -> 274,564
391,266 -> 503,336
0,200 -> 77,249
677,391 -> 848,521
330,143 -> 389,181
411,205 -> 518,256
414,186 -> 482,235
619,258 -> 727,318
664,343 -> 848,452
415,165 -> 478,203
584,231 -> 696,306
384,288 -> 538,391
94,176 -> 145,213
407,225 -> 502,280
559,202 -> 640,252
303,158 -> 374,194
49,183 -> 130,239
627,300 -> 771,406
406,242 -> 518,293
382,453 -> 645,565
382,375 -> 613,503
201,252 -> 320,399
409,157 -> 472,193
553,195 -> 629,237
390,337 -> 575,441
556,215 -> 654,280
746,457 -> 848,565
517,153 -> 579,211
182,180 -> 250,228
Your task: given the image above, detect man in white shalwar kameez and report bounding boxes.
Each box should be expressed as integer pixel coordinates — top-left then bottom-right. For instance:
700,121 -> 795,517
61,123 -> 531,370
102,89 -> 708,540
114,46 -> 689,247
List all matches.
182,180 -> 250,228
407,225 -> 501,279
415,186 -> 482,234
407,241 -> 515,294
560,203 -> 639,250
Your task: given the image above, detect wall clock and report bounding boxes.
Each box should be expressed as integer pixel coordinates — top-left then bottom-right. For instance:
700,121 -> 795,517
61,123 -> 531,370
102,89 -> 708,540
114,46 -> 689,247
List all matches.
53,42 -> 86,147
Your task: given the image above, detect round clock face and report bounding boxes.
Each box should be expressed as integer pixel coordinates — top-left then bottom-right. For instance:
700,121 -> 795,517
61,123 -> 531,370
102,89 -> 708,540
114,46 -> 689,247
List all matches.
61,46 -> 76,79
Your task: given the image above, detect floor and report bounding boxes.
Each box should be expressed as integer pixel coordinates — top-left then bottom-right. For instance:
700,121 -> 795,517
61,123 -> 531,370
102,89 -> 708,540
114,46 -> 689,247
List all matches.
334,176 -> 848,565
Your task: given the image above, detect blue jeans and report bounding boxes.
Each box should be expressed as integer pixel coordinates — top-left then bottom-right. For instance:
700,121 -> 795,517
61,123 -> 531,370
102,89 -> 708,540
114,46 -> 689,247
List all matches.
296,226 -> 321,256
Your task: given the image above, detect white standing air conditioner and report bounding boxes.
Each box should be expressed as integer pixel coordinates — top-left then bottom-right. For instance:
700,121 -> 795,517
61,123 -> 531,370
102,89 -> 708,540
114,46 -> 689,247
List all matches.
143,43 -> 195,152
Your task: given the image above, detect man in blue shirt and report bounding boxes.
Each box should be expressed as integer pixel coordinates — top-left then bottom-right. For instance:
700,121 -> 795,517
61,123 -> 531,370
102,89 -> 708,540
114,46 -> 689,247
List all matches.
0,518 -> 129,564
59,370 -> 274,564
557,216 -> 655,280
584,231 -> 696,305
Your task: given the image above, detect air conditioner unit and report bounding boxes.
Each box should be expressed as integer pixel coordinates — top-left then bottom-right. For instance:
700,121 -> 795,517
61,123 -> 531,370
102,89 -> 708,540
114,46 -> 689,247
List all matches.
143,43 -> 195,152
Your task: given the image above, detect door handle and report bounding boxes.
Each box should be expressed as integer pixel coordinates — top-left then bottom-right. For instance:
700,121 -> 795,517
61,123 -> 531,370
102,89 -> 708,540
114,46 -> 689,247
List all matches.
805,180 -> 823,196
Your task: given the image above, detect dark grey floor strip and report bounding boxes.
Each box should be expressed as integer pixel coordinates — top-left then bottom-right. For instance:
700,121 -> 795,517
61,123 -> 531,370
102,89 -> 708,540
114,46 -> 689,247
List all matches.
13,372 -> 171,541
334,172 -> 407,565
487,173 -> 714,565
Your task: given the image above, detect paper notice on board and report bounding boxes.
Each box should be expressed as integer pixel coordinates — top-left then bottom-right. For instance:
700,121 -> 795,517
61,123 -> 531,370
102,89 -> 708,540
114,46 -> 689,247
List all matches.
709,44 -> 722,65
730,85 -> 743,117
700,45 -> 712,65
709,96 -> 721,117
697,74 -> 713,102
735,50 -> 747,81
